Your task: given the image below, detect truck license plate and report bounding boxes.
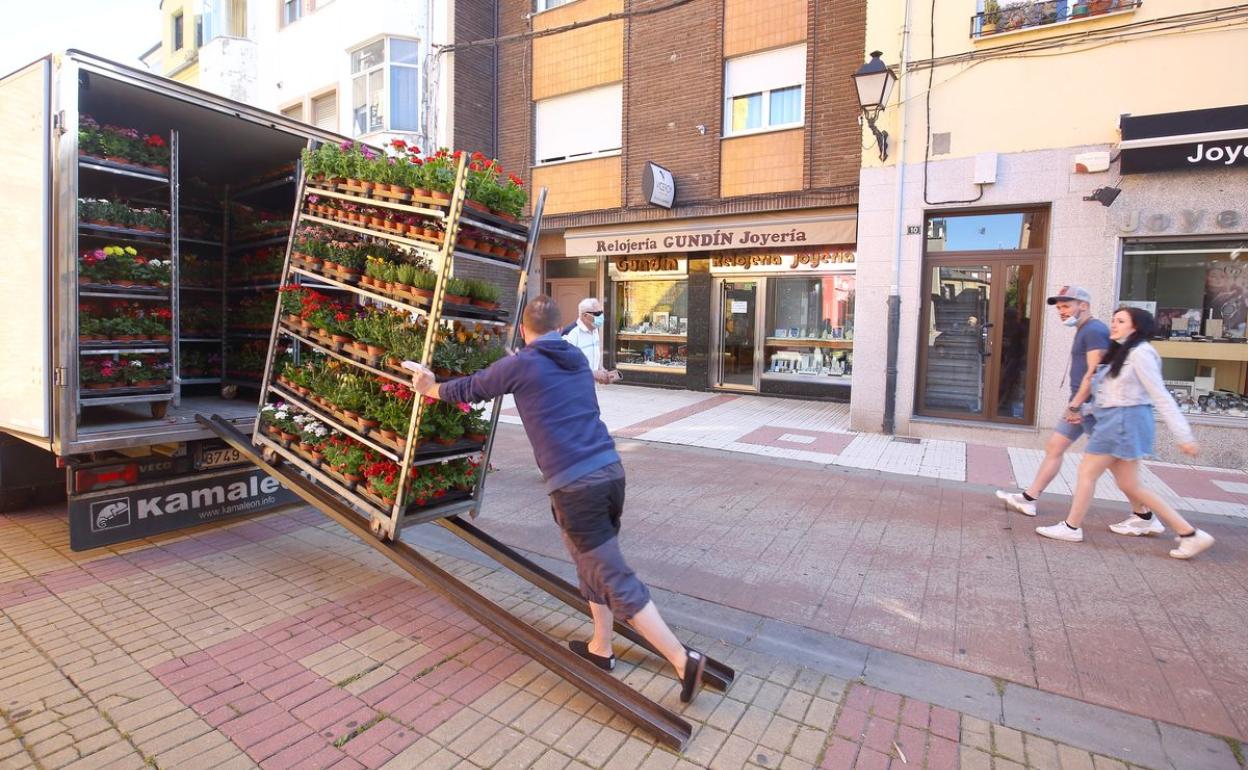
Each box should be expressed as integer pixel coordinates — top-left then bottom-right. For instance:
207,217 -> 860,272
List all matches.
197,447 -> 243,470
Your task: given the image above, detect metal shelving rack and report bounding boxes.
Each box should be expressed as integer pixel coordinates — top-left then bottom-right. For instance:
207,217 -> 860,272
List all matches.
219,171 -> 299,393
75,131 -> 178,418
251,153 -> 545,541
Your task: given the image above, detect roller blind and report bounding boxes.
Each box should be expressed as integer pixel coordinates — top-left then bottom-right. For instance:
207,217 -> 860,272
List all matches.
724,44 -> 806,98
312,92 -> 337,131
535,84 -> 622,164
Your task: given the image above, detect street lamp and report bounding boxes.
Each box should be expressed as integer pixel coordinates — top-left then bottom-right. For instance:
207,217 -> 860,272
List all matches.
852,51 -> 898,162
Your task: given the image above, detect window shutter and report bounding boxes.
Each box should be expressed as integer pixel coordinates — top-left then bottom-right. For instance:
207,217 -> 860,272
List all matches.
535,84 -> 622,164
724,44 -> 807,98
312,92 -> 337,130
281,103 -> 303,121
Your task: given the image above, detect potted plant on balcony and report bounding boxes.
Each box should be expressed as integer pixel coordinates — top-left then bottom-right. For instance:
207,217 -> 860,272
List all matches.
981,0 -> 1002,33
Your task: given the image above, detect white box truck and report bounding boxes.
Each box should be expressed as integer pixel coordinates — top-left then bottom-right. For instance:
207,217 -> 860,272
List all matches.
0,51 -> 352,548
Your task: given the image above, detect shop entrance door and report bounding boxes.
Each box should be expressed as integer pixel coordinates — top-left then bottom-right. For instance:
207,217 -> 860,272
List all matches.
917,260 -> 1044,423
916,209 -> 1048,425
716,279 -> 760,390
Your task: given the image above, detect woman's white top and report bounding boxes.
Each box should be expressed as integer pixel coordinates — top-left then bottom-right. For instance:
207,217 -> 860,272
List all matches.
1093,341 -> 1194,443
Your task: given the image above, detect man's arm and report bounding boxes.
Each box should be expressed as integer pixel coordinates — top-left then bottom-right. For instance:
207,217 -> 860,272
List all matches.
406,355 -> 518,404
1064,348 -> 1105,422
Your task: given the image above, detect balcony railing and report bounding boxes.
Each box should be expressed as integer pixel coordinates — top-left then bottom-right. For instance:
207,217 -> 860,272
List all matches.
970,0 -> 1142,38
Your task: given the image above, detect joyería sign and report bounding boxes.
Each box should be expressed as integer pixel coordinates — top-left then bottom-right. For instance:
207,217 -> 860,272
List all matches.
566,214 -> 856,257
1120,105 -> 1248,174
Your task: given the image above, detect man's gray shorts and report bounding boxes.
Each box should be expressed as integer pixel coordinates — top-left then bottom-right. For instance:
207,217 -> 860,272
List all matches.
1054,410 -> 1097,442
550,463 -> 651,621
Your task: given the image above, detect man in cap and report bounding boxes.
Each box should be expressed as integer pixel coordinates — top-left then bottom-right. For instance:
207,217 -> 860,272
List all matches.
996,286 -> 1158,535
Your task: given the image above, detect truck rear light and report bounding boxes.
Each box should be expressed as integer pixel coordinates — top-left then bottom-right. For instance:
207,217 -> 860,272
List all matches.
75,464 -> 139,492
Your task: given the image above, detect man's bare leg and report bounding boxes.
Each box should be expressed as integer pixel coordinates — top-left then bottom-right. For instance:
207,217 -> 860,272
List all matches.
627,601 -> 689,678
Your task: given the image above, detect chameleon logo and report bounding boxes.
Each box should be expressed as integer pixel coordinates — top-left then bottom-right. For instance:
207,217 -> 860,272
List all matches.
90,498 -> 131,532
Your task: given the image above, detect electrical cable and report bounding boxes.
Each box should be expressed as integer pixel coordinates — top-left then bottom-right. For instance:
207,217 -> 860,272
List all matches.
923,0 -> 984,205
434,0 -> 699,53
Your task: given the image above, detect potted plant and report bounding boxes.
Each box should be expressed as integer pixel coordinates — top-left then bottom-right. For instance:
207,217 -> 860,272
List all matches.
981,0 -> 1002,34
443,277 -> 472,306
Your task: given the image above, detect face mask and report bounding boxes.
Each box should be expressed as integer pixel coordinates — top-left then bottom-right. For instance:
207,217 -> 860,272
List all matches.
1062,315 -> 1080,327
593,314 -> 604,329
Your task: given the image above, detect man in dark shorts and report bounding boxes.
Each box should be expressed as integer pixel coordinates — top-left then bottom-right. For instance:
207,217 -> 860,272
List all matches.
995,286 -> 1156,535
405,295 -> 707,704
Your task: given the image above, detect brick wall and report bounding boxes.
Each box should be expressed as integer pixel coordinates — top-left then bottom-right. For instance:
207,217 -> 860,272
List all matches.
807,0 -> 867,192
477,0 -> 865,229
622,0 -> 723,208
452,1 -> 498,157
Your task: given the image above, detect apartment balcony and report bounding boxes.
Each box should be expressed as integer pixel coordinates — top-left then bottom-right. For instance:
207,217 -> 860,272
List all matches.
971,0 -> 1141,39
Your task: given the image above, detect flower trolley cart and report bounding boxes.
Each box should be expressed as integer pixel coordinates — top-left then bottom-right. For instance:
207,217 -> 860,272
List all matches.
198,144 -> 737,750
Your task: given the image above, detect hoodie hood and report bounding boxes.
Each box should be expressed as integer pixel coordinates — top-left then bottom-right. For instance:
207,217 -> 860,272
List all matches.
528,337 -> 587,372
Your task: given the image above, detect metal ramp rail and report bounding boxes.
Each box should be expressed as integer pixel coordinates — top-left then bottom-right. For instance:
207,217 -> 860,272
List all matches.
198,413 -> 737,750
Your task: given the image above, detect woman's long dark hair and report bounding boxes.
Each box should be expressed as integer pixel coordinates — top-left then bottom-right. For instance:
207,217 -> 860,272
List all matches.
1103,306 -> 1156,378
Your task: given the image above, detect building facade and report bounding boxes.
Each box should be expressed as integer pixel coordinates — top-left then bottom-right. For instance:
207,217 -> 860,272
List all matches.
152,0 -> 451,152
853,1 -> 1248,468
476,0 -> 866,400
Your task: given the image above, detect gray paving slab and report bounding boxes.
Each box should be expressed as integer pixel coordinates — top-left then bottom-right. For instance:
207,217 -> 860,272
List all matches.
407,525 -> 1244,770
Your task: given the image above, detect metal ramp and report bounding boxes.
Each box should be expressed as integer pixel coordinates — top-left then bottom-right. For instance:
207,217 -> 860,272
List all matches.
198,414 -> 736,750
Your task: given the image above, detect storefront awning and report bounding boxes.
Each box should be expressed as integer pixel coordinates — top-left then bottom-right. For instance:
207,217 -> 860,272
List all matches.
564,209 -> 857,258
1120,105 -> 1248,174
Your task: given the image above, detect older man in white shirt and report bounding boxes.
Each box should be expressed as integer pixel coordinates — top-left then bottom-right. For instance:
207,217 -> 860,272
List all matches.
563,297 -> 617,384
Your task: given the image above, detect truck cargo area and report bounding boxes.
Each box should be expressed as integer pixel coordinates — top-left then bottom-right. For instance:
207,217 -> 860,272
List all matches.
72,67 -> 309,446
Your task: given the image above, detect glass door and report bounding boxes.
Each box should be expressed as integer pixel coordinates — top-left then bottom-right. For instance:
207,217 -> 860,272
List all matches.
917,260 -> 1043,423
919,265 -> 993,417
717,279 -> 759,390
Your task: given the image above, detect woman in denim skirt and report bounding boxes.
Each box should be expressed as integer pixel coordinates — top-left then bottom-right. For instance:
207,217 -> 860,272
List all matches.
1035,307 -> 1215,559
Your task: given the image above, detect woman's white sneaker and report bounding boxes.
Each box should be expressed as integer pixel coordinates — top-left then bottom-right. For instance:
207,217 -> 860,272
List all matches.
996,490 -> 1037,517
1169,530 -> 1215,560
1035,522 -> 1083,542
1109,514 -> 1164,537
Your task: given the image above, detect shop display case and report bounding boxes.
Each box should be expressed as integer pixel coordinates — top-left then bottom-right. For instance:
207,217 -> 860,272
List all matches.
762,275 -> 854,385
613,278 -> 689,372
1120,240 -> 1248,422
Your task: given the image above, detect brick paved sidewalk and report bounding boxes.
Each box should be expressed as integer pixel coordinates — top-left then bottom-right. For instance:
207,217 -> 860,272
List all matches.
0,503 -> 1206,770
477,425 -> 1248,745
499,388 -> 1248,520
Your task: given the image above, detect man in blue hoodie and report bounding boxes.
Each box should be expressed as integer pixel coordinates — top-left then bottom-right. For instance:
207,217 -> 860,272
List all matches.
405,295 -> 706,704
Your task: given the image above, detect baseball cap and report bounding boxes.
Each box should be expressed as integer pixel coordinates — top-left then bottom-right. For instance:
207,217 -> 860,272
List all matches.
1046,285 -> 1091,305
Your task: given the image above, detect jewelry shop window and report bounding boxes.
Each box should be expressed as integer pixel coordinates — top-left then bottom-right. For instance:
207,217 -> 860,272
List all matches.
763,275 -> 855,384
1119,240 -> 1248,421
611,263 -> 688,374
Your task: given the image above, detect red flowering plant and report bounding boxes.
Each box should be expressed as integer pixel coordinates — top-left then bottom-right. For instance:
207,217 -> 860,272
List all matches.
369,381 -> 416,434
321,435 -> 373,479
364,459 -> 402,502
407,463 -> 452,507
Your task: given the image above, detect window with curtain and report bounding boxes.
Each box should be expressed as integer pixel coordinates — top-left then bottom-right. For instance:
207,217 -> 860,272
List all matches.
349,38 -> 420,136
534,84 -> 623,164
723,45 -> 806,136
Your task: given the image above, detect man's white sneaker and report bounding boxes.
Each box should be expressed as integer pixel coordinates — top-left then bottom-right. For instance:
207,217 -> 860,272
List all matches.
1109,514 -> 1164,537
996,490 -> 1037,517
1035,522 -> 1083,542
1169,530 -> 1215,560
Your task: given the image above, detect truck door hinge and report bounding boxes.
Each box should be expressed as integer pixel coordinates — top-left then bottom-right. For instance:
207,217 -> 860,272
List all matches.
54,367 -> 67,387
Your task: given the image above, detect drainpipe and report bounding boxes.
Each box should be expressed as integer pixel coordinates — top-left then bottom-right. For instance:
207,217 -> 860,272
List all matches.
882,0 -> 913,436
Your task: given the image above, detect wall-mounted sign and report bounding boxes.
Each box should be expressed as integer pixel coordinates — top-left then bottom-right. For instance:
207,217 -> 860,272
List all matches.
1120,105 -> 1248,174
708,250 -> 856,273
566,213 -> 857,257
1117,208 -> 1245,234
642,161 -> 675,208
607,256 -> 687,280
